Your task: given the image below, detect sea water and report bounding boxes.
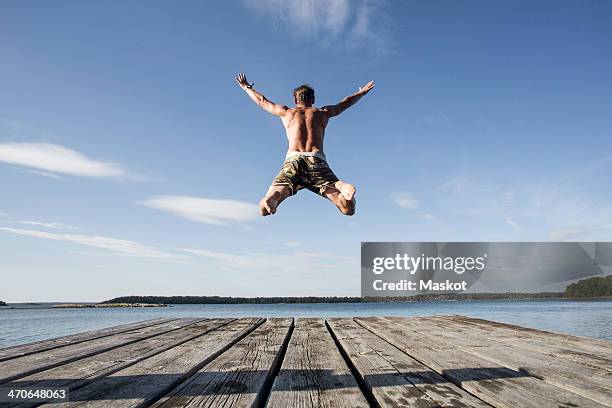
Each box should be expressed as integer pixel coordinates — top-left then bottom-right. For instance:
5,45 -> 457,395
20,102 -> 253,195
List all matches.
0,299 -> 610,347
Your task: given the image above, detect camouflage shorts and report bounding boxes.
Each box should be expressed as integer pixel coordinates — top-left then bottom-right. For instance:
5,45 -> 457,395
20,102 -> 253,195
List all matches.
272,156 -> 339,196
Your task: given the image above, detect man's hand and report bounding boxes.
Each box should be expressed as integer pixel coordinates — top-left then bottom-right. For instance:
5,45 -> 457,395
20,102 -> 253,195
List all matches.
235,73 -> 254,90
236,73 -> 287,116
358,80 -> 375,95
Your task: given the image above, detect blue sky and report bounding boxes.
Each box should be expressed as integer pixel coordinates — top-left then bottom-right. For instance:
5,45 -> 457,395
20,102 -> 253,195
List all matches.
1,1 -> 611,302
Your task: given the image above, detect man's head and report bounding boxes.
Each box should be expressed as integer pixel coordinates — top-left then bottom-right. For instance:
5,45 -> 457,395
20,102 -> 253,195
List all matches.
293,84 -> 315,106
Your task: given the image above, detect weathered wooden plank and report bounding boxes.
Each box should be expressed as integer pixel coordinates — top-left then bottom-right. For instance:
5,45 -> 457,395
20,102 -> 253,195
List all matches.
430,315 -> 612,370
151,318 -> 293,408
7,319 -> 233,408
405,316 -> 612,406
42,318 -> 264,408
356,317 -> 609,408
328,318 -> 491,408
266,318 -> 369,408
0,318 -> 174,362
0,318 -> 203,384
445,315 -> 612,359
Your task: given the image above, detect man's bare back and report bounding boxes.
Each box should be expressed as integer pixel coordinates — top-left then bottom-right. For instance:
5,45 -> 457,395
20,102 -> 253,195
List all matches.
281,107 -> 328,154
235,73 -> 374,216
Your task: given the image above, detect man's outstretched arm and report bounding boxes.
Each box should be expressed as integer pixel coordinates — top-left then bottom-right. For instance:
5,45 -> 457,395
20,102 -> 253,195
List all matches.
323,81 -> 375,118
235,73 -> 287,117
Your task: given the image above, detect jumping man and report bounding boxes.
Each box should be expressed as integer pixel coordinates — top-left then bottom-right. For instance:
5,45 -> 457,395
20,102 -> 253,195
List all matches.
235,73 -> 375,216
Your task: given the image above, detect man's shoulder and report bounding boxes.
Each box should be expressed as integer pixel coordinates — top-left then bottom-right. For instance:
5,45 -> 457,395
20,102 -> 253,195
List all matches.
285,106 -> 325,111
284,107 -> 328,120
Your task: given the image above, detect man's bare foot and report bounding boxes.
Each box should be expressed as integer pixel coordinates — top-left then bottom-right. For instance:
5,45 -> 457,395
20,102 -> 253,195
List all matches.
260,191 -> 281,216
335,193 -> 355,216
335,181 -> 356,201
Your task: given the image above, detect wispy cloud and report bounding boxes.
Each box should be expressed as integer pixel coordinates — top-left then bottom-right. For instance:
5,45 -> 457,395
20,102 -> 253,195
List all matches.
437,178 -> 468,194
0,227 -> 185,260
0,142 -> 146,180
391,191 -> 441,222
505,218 -> 520,229
391,191 -> 419,209
433,174 -> 612,240
285,241 -> 302,247
548,225 -> 591,241
181,247 -> 339,274
421,213 -> 440,222
27,169 -> 64,179
425,112 -> 453,127
140,195 -> 259,226
0,118 -> 49,137
243,0 -> 393,56
19,221 -> 78,230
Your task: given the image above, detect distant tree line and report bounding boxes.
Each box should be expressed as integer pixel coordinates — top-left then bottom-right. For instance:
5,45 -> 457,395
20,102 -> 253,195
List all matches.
102,276 -> 611,305
0,300 -> 6,306
103,292 -> 565,305
103,296 -> 367,304
403,292 -> 563,301
565,275 -> 612,298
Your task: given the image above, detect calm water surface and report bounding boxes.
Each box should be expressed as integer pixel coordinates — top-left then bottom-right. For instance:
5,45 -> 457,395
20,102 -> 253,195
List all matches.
0,299 -> 610,347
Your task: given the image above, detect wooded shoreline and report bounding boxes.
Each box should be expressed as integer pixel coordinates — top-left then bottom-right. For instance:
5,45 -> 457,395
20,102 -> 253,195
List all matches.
2,276 -> 609,307
101,292 -> 612,305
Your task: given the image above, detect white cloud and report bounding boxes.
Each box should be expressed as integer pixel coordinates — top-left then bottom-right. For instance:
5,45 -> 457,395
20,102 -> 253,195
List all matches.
181,247 -> 339,274
548,226 -> 591,241
243,0 -> 393,55
140,195 -> 259,226
0,118 -> 48,137
0,142 -> 132,180
285,241 -> 302,247
19,221 -> 78,230
505,218 -> 520,229
27,169 -> 63,179
425,112 -> 452,127
391,191 -> 419,209
0,212 -> 6,217
420,213 -> 436,221
0,227 -> 185,260
433,174 -> 612,240
244,0 -> 350,36
437,178 -> 468,193
391,192 -> 441,222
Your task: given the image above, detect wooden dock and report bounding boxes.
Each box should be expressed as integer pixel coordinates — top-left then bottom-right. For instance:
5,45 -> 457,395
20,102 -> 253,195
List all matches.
1,315 -> 610,407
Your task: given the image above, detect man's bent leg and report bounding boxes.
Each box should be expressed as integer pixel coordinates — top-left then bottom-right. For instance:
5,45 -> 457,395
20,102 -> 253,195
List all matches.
260,185 -> 292,216
323,186 -> 356,216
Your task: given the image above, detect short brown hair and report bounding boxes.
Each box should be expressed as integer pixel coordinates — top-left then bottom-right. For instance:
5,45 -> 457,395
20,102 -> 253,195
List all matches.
293,84 -> 315,105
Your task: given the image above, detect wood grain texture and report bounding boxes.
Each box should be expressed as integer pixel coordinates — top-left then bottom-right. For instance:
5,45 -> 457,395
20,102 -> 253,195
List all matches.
267,318 -> 369,408
328,318 -> 491,408
406,316 -> 612,406
152,318 -> 293,408
7,319 -> 232,408
443,315 -> 612,356
42,318 -> 264,408
2,315 -> 609,408
0,319 -> 202,385
430,315 -> 612,370
0,318 -> 174,362
356,317 -> 609,408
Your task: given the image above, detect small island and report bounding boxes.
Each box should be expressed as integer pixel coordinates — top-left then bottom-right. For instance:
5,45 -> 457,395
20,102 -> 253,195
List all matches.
0,300 -> 6,306
53,303 -> 167,308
